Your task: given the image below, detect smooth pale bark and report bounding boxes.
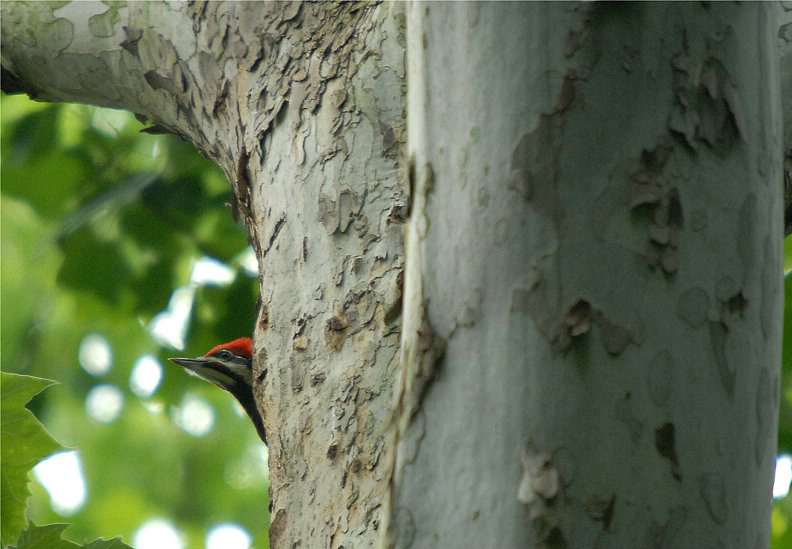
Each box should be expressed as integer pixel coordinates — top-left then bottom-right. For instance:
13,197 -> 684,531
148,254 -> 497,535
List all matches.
3,2 -> 786,549
2,2 -> 405,548
386,3 -> 782,549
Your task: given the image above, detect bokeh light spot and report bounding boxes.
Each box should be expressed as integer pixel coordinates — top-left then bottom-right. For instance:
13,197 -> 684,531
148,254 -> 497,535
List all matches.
86,384 -> 124,423
133,518 -> 184,549
172,394 -> 215,436
149,287 -> 194,350
774,454 -> 792,498
191,256 -> 235,286
206,523 -> 251,549
130,354 -> 163,398
78,333 -> 112,375
33,450 -> 86,515
238,247 -> 259,277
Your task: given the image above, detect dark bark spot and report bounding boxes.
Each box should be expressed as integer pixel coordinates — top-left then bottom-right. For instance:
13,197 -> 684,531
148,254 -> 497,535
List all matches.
510,115 -> 564,236
655,422 -> 682,481
120,26 -> 143,55
709,320 -> 736,396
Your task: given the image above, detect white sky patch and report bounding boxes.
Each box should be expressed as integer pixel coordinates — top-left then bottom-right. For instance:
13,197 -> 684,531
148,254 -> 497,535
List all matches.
149,287 -> 195,350
191,256 -> 235,286
149,254 -> 251,351
130,355 -> 163,398
86,384 -> 125,423
237,247 -> 259,277
78,333 -> 112,375
172,394 -> 215,436
774,454 -> 792,498
33,450 -> 86,515
206,523 -> 251,549
133,518 -> 184,549
90,107 -> 130,137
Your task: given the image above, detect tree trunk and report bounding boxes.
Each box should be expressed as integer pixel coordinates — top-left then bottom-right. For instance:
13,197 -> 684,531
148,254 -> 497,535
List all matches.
2,3 -> 405,548
384,3 -> 782,548
2,2 -> 784,549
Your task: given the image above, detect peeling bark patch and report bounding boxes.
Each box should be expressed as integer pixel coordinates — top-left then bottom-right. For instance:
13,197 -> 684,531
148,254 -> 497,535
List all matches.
629,140 -> 682,274
144,70 -> 178,95
292,335 -> 308,351
318,188 -> 364,235
548,298 -> 591,353
324,312 -> 349,352
120,26 -> 142,55
597,314 -> 631,356
513,282 -> 633,356
554,70 -> 577,113
564,299 -> 592,338
654,422 -> 681,481
509,115 -> 564,236
232,147 -> 254,227
629,140 -> 671,208
518,443 -> 560,505
269,509 -> 289,549
648,351 -> 673,406
585,494 -> 616,531
675,287 -> 709,328
715,277 -> 749,327
755,367 -> 772,465
518,442 -> 562,544
257,300 -> 269,331
88,6 -> 120,38
261,214 -> 286,260
698,473 -> 727,523
709,321 -> 736,396
669,54 -> 744,154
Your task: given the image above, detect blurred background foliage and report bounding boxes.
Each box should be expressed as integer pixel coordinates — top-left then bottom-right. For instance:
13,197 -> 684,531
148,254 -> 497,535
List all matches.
1,91 -> 791,549
1,94 -> 268,549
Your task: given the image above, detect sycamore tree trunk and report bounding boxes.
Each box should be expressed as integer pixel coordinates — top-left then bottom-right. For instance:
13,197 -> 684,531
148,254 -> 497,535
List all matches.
2,2 -> 785,549
2,2 -> 405,547
386,3 -> 783,549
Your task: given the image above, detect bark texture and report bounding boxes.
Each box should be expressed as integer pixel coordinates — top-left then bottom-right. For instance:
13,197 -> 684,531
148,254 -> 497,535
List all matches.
2,2 -> 406,548
386,3 -> 782,549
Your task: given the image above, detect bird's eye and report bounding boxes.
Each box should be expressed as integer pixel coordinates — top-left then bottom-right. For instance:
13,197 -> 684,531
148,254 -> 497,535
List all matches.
216,350 -> 232,359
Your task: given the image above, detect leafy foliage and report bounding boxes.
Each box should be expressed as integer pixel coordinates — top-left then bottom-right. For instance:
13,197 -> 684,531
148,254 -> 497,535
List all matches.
1,374 -> 64,545
2,95 -> 267,548
9,522 -> 132,549
10,523 -> 80,549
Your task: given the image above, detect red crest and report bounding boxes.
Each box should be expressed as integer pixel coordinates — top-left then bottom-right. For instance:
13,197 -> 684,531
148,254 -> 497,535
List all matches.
205,337 -> 253,358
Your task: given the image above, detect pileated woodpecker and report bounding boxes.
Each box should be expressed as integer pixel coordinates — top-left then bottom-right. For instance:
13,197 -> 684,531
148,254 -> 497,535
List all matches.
169,337 -> 266,444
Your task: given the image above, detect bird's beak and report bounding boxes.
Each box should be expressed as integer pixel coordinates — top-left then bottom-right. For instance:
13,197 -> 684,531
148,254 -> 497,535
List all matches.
168,357 -> 235,388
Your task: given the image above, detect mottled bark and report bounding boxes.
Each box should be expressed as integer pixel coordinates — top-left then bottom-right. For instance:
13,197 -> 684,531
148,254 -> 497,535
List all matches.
386,3 -> 782,549
3,2 -> 786,549
2,2 -> 405,548
780,2 -> 792,233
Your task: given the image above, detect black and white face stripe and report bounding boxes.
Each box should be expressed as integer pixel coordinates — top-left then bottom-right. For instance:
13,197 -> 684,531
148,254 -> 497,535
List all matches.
169,342 -> 266,444
169,351 -> 252,391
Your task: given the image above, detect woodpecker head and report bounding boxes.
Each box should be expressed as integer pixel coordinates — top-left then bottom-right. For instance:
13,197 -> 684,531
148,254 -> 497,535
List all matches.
169,338 -> 266,444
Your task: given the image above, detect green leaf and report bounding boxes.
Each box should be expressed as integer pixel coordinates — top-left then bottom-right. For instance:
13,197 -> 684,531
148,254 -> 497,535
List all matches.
80,537 -> 134,549
8,522 -> 134,549
1,374 -> 65,546
9,522 -> 79,549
